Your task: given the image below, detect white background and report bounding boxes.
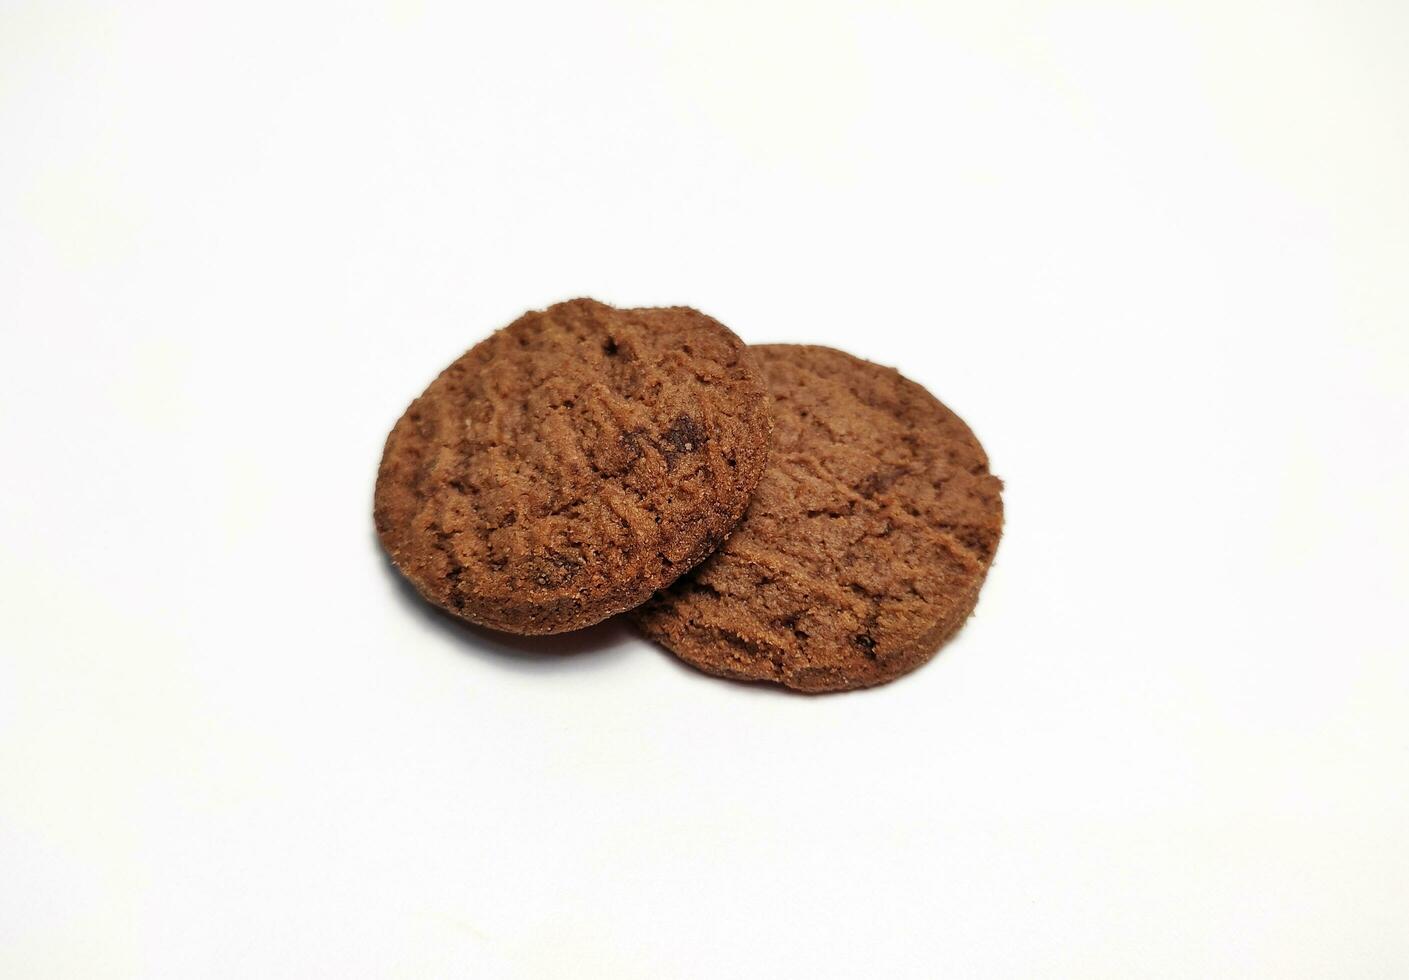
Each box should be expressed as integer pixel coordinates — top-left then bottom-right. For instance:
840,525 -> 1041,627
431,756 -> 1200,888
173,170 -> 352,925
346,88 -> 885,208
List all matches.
3,1 -> 1407,977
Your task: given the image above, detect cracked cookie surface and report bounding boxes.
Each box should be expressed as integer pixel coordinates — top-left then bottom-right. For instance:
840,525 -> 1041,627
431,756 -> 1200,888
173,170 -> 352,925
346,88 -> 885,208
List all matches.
375,299 -> 770,634
631,345 -> 1003,692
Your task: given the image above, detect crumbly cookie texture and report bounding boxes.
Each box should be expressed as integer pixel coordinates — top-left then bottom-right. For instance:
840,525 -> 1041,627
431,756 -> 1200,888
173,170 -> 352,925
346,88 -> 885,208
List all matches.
632,344 -> 1003,692
375,298 -> 771,634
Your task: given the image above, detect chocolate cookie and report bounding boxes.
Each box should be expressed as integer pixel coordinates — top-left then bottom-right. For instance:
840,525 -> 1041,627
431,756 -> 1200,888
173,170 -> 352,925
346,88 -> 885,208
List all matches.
375,299 -> 771,634
631,345 -> 1003,692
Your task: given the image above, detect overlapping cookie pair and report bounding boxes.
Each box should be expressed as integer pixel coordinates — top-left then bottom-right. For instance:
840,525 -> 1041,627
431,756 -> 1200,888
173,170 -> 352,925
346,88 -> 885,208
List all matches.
375,299 -> 1003,692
